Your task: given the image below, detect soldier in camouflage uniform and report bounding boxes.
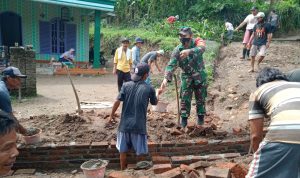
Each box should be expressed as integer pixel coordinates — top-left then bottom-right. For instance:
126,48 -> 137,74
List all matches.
159,27 -> 207,128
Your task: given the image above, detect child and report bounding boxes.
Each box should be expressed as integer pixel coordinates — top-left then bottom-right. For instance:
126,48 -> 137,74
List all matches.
109,63 -> 159,170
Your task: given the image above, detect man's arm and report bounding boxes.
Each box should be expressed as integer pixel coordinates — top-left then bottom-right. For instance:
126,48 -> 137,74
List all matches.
149,87 -> 158,105
132,48 -> 137,66
235,16 -> 248,31
266,25 -> 273,48
113,50 -> 118,75
180,37 -> 206,59
160,49 -> 179,92
155,60 -> 162,73
249,118 -> 264,152
109,100 -> 121,122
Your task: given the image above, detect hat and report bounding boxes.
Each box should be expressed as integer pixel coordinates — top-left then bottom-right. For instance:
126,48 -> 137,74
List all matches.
178,27 -> 193,35
251,6 -> 258,11
135,37 -> 144,44
70,48 -> 75,52
131,63 -> 150,82
255,12 -> 265,18
2,67 -> 27,78
121,38 -> 130,43
157,50 -> 164,56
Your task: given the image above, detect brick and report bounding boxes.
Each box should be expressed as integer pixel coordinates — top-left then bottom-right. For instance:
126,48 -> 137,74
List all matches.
171,128 -> 183,136
175,140 -> 195,147
148,141 -> 159,148
216,162 -> 248,178
171,155 -> 193,164
14,169 -> 36,175
152,156 -> 170,164
232,127 -> 242,135
108,171 -> 132,178
205,167 -> 230,178
153,164 -> 172,174
189,170 -> 200,178
127,164 -> 136,169
157,167 -> 184,178
189,161 -> 211,169
223,153 -> 241,159
195,139 -> 208,145
207,154 -> 223,161
180,164 -> 193,172
161,141 -> 176,147
109,141 -> 117,148
187,122 -> 196,129
90,141 -> 108,148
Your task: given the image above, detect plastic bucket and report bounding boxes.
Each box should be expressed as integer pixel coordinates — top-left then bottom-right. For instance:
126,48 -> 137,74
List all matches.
22,128 -> 41,145
81,159 -> 108,178
152,101 -> 169,113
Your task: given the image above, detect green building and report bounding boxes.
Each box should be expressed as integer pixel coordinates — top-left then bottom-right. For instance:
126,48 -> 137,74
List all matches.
0,0 -> 115,68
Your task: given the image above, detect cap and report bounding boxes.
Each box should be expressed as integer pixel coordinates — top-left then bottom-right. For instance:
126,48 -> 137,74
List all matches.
131,63 -> 150,82
157,50 -> 164,56
70,48 -> 75,52
135,37 -> 144,44
255,12 -> 265,18
121,38 -> 130,43
178,27 -> 193,35
251,6 -> 258,11
2,66 -> 27,78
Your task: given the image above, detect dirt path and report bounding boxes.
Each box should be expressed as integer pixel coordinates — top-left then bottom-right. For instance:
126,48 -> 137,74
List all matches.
209,41 -> 300,132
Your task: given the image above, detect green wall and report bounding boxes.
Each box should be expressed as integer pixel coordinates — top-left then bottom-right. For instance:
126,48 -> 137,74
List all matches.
0,0 -> 91,62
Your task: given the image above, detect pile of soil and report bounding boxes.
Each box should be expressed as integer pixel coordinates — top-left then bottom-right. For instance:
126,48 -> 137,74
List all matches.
20,111 -> 243,144
24,127 -> 40,136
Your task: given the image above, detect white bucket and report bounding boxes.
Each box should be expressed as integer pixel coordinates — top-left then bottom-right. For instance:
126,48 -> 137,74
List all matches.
152,101 -> 169,113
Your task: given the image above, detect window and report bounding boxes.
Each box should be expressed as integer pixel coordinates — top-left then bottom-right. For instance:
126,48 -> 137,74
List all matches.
39,19 -> 76,55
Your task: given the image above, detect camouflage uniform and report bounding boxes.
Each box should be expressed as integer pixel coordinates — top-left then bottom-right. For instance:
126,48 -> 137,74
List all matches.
165,38 -> 207,118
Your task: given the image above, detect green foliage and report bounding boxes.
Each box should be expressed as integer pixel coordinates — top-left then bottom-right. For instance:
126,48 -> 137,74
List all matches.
275,0 -> 300,32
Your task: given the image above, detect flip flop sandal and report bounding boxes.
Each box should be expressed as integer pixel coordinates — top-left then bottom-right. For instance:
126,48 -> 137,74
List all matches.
136,161 -> 153,170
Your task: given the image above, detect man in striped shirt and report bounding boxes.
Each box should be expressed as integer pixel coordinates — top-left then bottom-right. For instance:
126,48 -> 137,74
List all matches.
247,67 -> 300,178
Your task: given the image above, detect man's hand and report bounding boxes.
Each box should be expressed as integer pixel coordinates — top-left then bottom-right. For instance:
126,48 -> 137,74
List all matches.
159,79 -> 168,93
246,43 -> 251,49
234,28 -> 239,32
113,67 -> 117,75
180,49 -> 191,59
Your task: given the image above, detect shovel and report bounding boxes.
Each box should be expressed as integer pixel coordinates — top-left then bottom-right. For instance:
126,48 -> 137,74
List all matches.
174,74 -> 180,126
64,65 -> 82,114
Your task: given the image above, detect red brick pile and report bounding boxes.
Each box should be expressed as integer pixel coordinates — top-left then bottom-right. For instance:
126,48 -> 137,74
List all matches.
108,153 -> 249,178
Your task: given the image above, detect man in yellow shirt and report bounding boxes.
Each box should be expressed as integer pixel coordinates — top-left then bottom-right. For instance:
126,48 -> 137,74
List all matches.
113,38 -> 133,91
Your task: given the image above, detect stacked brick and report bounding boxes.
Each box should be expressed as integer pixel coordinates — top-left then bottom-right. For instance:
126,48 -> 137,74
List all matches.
9,46 -> 37,96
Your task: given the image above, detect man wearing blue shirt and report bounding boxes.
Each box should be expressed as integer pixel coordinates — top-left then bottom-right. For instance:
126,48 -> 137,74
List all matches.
0,67 -> 27,134
109,63 -> 159,170
131,37 -> 144,70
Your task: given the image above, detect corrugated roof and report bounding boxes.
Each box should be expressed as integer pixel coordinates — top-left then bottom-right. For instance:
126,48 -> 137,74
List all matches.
30,0 -> 116,12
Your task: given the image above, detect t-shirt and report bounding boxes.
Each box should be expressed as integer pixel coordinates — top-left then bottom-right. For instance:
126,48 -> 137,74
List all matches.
249,81 -> 300,144
243,14 -> 257,30
252,22 -> 272,46
113,47 -> 132,73
286,69 -> 300,82
225,22 -> 234,31
60,51 -> 75,60
117,81 -> 158,134
131,46 -> 141,68
141,51 -> 158,64
167,16 -> 176,24
0,80 -> 12,113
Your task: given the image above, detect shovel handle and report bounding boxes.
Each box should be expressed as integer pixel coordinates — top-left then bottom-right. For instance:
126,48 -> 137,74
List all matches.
174,75 -> 180,125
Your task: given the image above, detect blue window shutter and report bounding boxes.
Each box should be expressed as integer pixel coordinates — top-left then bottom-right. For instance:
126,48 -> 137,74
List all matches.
39,21 -> 51,54
65,24 -> 76,54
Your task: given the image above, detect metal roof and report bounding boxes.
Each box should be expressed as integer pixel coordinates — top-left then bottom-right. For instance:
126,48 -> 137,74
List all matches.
30,0 -> 116,12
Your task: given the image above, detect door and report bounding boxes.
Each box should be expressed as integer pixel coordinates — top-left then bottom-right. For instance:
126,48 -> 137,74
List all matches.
0,12 -> 22,47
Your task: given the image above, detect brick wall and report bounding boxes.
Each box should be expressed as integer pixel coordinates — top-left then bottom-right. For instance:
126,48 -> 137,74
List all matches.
15,137 -> 250,170
9,46 -> 37,96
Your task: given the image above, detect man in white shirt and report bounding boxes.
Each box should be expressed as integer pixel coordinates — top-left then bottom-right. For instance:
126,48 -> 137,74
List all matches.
224,21 -> 234,45
59,48 -> 75,64
235,6 -> 258,60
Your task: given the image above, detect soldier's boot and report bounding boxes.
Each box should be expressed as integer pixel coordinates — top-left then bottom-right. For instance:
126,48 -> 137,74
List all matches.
181,117 -> 188,128
197,115 -> 204,125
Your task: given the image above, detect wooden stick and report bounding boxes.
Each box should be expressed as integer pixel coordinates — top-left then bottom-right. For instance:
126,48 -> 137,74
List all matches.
174,75 -> 180,125
65,65 -> 82,114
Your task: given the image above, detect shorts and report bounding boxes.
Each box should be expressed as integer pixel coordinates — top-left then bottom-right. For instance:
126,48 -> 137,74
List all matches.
271,26 -> 277,33
246,141 -> 300,178
225,30 -> 234,40
116,131 -> 148,155
243,29 -> 253,44
250,45 -> 266,57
